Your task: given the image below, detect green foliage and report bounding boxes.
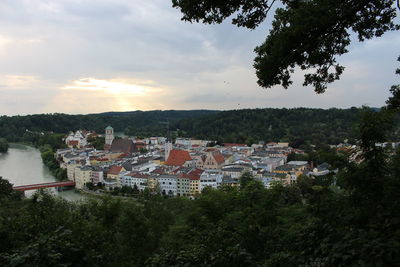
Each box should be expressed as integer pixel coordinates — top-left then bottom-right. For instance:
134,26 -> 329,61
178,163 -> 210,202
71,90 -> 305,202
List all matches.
173,0 -> 398,93
386,56 -> 400,110
1,114 -> 400,265
0,110 -> 217,142
2,108 -> 398,146
0,176 -> 23,201
40,145 -> 67,181
87,136 -> 105,149
0,138 -> 9,153
176,107 -> 373,145
239,171 -> 253,189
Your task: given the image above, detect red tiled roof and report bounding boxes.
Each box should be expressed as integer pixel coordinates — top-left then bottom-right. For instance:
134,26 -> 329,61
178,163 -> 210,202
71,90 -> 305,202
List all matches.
68,140 -> 79,146
108,165 -> 123,175
151,167 -> 167,175
212,151 -> 225,164
165,149 -> 192,166
110,139 -> 137,154
177,168 -> 203,180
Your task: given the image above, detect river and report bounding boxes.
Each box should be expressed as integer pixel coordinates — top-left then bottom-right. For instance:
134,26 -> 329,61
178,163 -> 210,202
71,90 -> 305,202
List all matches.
0,143 -> 85,201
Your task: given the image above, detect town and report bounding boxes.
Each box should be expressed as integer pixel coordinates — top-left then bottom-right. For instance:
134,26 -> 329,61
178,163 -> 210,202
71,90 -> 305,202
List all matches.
57,126 -> 338,197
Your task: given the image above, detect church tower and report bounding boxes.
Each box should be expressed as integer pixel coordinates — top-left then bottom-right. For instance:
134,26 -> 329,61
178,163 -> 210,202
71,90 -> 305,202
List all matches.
105,126 -> 114,146
164,142 -> 172,161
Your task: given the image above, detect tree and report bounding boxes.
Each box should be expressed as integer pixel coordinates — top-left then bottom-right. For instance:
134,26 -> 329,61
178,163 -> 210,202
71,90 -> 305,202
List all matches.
0,138 -> 9,153
0,176 -> 22,200
386,56 -> 400,110
239,171 -> 254,189
172,0 -> 398,93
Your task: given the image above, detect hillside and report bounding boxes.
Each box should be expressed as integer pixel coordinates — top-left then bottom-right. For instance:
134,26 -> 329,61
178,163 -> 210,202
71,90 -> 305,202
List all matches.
0,110 -> 218,142
1,107 -> 398,145
174,108 -> 364,145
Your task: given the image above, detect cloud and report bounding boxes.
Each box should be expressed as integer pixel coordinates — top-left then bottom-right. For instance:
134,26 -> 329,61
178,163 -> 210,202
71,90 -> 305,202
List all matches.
0,74 -> 42,89
0,1 -> 398,115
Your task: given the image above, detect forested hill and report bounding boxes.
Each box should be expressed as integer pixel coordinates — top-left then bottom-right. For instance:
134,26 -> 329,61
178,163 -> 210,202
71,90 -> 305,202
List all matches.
174,108 -> 365,145
1,107 -> 397,145
0,110 -> 217,142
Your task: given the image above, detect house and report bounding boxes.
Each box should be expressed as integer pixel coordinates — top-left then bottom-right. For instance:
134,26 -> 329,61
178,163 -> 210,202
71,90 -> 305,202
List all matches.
110,138 -> 138,154
91,166 -> 104,185
106,165 -> 126,188
203,150 -> 225,169
178,168 -> 203,196
65,130 -> 88,148
75,166 -> 92,189
165,149 -> 192,166
176,176 -> 190,196
222,176 -> 239,187
121,172 -> 149,191
67,161 -> 81,181
157,174 -> 178,196
309,162 -> 332,177
200,170 -> 223,191
222,167 -> 245,179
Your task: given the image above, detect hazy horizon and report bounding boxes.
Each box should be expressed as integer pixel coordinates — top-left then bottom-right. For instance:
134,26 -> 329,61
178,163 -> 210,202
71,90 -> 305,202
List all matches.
0,105 -> 382,117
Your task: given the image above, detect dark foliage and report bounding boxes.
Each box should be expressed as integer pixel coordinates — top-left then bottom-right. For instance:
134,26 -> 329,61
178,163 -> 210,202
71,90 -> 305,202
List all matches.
174,107 -> 371,145
0,138 -> 9,153
0,109 -> 399,266
0,110 -> 217,143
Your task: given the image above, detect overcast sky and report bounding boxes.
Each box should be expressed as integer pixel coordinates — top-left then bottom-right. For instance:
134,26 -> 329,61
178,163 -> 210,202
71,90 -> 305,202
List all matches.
0,0 -> 398,115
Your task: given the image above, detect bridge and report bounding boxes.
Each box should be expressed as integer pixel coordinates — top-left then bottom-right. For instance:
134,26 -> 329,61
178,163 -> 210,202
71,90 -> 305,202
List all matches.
13,181 -> 76,191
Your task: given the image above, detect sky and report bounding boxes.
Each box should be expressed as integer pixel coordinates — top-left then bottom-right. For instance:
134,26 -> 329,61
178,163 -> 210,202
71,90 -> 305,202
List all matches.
0,0 -> 399,115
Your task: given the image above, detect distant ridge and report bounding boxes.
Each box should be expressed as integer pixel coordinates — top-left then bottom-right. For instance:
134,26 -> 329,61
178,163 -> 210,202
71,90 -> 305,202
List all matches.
1,107 -> 397,145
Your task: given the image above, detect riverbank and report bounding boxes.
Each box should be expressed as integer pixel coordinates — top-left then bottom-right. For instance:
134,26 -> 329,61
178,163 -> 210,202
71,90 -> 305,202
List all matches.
0,144 -> 84,201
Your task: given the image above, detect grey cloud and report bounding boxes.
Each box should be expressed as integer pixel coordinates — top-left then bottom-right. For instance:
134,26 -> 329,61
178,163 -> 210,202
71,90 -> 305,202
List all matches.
0,0 -> 398,115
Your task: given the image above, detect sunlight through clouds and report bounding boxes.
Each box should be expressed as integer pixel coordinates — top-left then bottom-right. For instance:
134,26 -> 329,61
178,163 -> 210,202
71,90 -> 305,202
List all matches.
43,77 -> 170,114
63,77 -> 148,95
0,74 -> 41,89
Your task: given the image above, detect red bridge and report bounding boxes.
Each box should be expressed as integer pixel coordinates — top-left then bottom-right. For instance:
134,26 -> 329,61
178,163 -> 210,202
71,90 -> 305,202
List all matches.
13,181 -> 76,191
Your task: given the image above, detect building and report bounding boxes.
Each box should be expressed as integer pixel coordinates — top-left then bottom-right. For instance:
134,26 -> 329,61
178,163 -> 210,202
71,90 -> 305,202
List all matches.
157,174 -> 178,196
110,139 -> 137,154
203,150 -> 225,169
65,130 -> 88,148
75,166 -> 92,189
165,149 -> 192,166
222,167 -> 245,179
121,172 -> 149,191
200,170 -> 223,191
66,161 -> 81,181
105,126 -> 114,146
91,167 -> 104,185
106,165 -> 126,188
176,176 -> 190,196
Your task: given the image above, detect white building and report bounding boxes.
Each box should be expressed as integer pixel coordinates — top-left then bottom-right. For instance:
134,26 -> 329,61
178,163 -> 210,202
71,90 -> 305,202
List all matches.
200,170 -> 223,191
164,142 -> 172,160
65,130 -> 88,148
105,126 -> 114,146
121,172 -> 149,191
157,174 -> 178,196
175,138 -> 191,147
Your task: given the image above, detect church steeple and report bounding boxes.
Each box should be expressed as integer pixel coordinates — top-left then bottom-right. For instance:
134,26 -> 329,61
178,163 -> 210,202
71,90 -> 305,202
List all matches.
105,126 -> 114,146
